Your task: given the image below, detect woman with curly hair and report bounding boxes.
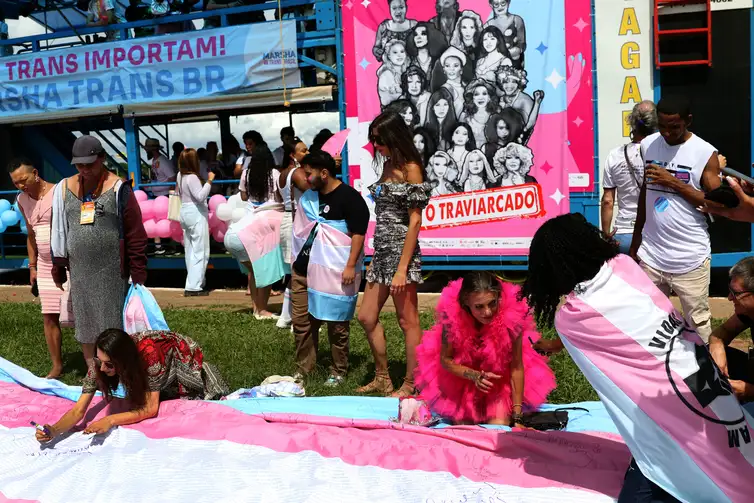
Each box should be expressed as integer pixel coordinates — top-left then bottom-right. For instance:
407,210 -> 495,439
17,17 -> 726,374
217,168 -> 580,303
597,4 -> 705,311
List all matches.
378,39 -> 409,107
357,111 -> 432,397
402,66 -> 432,126
224,146 -> 285,320
492,142 -> 537,187
426,150 -> 462,196
34,328 -> 228,442
372,0 -> 417,62
415,271 -> 555,425
475,25 -> 512,82
521,213 -> 754,503
482,109 -> 525,165
406,22 -> 447,80
425,87 -> 457,150
460,78 -> 499,148
496,66 -> 544,137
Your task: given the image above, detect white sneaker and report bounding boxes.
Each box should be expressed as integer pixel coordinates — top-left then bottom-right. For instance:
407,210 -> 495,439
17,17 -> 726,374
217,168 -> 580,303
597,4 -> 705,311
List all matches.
276,318 -> 292,329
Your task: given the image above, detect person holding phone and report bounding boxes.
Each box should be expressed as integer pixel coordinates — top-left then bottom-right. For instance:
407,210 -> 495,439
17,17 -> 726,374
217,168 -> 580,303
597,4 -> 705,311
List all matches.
629,95 -> 721,343
8,158 -> 66,379
414,271 -> 555,426
700,170 -> 754,222
35,328 -> 227,442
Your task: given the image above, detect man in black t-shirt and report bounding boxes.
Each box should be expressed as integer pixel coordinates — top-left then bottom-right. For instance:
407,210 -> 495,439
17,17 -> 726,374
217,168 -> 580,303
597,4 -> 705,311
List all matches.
709,256 -> 754,403
291,151 -> 369,387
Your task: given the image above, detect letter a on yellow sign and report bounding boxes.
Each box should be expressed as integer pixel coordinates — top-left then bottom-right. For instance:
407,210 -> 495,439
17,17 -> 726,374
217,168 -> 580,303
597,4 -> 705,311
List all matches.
620,76 -> 641,104
619,8 -> 640,36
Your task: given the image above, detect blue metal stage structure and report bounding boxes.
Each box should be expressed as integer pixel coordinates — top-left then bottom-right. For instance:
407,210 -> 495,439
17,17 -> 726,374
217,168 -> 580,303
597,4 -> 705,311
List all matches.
5,0 -> 719,275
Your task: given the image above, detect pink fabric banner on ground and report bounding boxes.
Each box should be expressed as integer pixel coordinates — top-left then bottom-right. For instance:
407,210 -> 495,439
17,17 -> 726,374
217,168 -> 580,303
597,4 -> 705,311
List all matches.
0,380 -> 629,502
343,0 -> 595,256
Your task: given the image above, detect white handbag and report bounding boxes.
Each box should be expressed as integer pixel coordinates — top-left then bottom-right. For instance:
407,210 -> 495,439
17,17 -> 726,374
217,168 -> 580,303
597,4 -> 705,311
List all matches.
167,174 -> 181,222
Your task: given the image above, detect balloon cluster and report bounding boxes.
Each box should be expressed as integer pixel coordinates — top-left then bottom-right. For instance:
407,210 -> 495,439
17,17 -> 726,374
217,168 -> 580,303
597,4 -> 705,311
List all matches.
214,193 -> 247,228
134,190 -> 238,244
0,199 -> 28,235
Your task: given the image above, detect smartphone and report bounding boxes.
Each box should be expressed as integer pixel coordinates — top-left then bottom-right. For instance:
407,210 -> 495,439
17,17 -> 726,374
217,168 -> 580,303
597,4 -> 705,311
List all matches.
722,167 -> 754,186
30,280 -> 39,297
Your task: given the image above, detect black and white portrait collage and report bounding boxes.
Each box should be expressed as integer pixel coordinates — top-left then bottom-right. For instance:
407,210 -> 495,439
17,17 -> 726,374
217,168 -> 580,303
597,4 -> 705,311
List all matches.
371,0 -> 544,196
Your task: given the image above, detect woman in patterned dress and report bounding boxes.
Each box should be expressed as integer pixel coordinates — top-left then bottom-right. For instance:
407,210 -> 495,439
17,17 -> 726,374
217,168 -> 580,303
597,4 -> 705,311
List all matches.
35,328 -> 228,442
10,158 -> 66,379
356,111 -> 432,397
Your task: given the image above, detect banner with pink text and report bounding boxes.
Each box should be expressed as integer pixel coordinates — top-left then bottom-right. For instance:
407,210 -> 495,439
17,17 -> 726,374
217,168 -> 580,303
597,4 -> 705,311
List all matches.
343,0 -> 595,256
0,21 -> 300,119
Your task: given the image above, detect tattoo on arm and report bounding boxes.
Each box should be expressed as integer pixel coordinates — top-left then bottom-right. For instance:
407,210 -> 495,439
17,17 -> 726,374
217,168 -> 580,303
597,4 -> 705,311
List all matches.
463,370 -> 480,381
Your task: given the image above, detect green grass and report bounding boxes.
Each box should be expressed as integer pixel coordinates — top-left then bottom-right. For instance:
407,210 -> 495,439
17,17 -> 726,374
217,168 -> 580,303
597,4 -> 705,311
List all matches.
0,302 -> 598,403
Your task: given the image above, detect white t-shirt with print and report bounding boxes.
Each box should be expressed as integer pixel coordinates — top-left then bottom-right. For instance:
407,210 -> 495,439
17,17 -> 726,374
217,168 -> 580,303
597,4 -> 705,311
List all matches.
638,132 -> 716,274
603,142 -> 644,234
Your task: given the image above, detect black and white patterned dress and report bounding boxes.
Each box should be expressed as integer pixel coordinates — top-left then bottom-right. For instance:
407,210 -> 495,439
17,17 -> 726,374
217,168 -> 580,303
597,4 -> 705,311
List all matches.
366,182 -> 432,286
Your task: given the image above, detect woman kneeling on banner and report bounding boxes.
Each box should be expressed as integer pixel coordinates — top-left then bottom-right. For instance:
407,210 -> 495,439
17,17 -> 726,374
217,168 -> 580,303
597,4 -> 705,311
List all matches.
415,271 -> 555,425
35,329 -> 228,442
522,213 -> 754,503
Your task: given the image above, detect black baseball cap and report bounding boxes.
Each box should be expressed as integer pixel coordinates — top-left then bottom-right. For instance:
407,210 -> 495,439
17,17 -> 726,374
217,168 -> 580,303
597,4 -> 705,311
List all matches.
71,135 -> 104,164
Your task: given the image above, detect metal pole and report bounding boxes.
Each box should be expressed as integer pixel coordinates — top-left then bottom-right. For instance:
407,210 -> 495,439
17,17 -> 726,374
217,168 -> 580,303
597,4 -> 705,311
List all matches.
124,118 -> 141,189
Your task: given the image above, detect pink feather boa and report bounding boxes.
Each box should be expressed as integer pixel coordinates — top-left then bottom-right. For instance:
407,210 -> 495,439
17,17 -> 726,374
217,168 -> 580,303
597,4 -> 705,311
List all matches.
415,278 -> 557,423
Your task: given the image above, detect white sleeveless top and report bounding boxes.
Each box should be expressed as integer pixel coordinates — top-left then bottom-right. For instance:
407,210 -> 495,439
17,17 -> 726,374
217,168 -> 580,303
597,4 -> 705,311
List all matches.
639,132 -> 716,274
278,167 -> 305,212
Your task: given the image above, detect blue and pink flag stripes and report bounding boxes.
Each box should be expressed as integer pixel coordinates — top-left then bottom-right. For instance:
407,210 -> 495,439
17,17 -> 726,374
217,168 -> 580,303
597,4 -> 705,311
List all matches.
555,254 -> 754,502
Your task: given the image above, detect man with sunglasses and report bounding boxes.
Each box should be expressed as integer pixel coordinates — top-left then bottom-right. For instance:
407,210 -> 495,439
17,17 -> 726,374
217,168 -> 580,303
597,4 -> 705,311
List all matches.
709,256 -> 754,402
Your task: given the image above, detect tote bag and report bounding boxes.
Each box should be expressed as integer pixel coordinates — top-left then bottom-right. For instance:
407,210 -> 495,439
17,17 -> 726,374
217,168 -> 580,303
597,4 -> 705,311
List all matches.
167,174 -> 181,222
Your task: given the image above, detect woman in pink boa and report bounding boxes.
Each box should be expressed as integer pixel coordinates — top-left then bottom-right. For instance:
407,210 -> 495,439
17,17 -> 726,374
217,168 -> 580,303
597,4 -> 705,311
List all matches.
415,272 -> 556,425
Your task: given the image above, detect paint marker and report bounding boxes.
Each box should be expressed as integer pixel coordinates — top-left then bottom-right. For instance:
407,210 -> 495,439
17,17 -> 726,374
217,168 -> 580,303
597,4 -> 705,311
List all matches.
528,336 -> 534,345
30,421 -> 51,436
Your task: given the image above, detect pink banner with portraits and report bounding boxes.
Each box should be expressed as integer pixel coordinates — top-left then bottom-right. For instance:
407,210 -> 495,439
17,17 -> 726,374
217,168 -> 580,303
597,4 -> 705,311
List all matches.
343,0 -> 595,256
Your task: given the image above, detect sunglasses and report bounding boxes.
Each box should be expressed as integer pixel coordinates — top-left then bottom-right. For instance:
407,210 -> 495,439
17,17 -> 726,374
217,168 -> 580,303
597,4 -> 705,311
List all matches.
369,134 -> 385,146
729,285 -> 754,299
93,357 -> 115,371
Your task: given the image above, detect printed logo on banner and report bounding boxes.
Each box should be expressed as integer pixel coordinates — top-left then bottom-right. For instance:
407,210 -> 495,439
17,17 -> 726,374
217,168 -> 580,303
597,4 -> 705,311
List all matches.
343,0 -> 595,256
422,184 -> 545,230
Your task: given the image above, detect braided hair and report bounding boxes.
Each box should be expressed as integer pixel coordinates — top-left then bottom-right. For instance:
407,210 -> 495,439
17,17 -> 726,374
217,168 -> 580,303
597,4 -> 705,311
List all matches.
519,213 -> 619,327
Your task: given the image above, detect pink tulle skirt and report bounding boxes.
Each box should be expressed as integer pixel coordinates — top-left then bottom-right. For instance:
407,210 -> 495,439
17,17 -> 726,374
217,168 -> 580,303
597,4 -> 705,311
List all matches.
415,325 -> 557,424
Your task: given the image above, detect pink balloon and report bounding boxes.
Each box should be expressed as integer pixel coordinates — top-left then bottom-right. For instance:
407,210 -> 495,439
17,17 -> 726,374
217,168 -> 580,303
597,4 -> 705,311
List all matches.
139,200 -> 154,222
143,218 -> 158,238
171,227 -> 184,243
169,220 -> 182,234
208,194 -> 226,212
134,190 -> 148,202
153,196 -> 170,221
212,226 -> 226,242
155,219 -> 172,239
208,211 -> 221,230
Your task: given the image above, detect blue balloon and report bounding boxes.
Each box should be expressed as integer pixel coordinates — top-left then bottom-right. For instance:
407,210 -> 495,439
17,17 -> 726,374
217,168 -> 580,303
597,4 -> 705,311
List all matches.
0,199 -> 10,214
0,221 -> 6,234
0,210 -> 19,227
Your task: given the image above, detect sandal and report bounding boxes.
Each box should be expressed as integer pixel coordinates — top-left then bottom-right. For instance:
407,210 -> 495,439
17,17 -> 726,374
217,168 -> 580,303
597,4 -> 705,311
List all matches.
390,378 -> 416,398
356,371 -> 394,395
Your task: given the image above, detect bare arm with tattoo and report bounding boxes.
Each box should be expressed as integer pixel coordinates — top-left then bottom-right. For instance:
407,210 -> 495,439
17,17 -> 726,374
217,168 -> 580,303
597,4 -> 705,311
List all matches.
439,325 -> 501,393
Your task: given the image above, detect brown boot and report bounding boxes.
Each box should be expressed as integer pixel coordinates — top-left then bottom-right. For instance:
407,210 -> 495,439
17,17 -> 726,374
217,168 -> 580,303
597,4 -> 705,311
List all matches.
390,377 -> 416,398
356,371 -> 394,394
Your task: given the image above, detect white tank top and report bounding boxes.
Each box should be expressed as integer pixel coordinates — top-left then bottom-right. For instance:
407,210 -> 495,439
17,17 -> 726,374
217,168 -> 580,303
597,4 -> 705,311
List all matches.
279,167 -> 304,212
639,132 -> 716,274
